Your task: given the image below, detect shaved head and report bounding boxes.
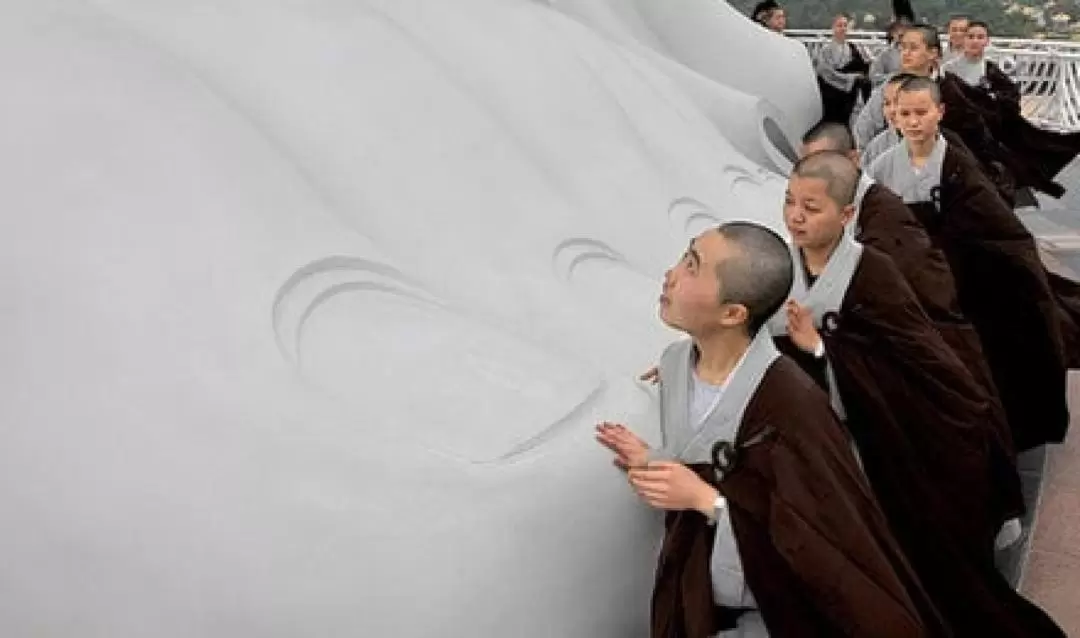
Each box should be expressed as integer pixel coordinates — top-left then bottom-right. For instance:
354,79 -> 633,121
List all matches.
713,222 -> 794,334
898,75 -> 942,104
908,24 -> 941,52
887,72 -> 918,87
791,150 -> 860,207
801,121 -> 855,155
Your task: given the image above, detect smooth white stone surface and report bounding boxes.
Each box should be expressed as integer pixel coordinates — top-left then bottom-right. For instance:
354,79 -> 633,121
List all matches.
0,0 -> 816,635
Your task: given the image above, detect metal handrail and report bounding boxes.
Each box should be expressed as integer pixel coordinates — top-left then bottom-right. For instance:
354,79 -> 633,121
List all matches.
789,29 -> 1080,131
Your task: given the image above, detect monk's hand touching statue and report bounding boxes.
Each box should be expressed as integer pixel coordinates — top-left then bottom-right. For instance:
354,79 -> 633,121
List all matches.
628,462 -> 719,517
595,422 -> 650,470
639,366 -> 660,385
786,300 -> 823,356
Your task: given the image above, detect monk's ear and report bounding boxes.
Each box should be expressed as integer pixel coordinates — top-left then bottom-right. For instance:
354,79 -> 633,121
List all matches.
840,203 -> 856,225
720,302 -> 750,329
848,150 -> 861,166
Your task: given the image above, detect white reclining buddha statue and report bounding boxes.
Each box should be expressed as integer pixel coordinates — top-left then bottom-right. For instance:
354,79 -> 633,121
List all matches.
0,0 -> 817,635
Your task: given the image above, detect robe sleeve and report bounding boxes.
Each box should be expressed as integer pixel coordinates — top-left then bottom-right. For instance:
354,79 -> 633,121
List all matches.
854,86 -> 886,148
723,360 -> 945,636
866,147 -> 892,184
986,62 -> 1021,113
868,52 -> 893,89
711,507 -> 756,608
939,150 -> 1070,449
760,414 -> 930,637
939,81 -> 1013,182
857,186 -> 966,324
814,45 -> 859,93
861,130 -> 897,169
825,254 -> 987,438
821,250 -> 1001,545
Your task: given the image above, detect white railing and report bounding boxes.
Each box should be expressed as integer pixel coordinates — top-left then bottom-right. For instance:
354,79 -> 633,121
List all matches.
789,29 -> 1080,132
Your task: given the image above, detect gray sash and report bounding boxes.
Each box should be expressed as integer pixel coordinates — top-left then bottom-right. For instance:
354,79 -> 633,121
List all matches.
882,135 -> 948,206
850,172 -> 876,238
767,236 -> 864,419
654,329 -> 780,465
652,330 -> 779,613
860,127 -> 901,172
944,55 -> 988,87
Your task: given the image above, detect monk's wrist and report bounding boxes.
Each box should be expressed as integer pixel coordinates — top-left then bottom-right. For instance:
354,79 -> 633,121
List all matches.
695,486 -> 721,518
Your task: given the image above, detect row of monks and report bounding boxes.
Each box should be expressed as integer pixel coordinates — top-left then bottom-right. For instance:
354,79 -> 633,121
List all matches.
595,7 -> 1080,638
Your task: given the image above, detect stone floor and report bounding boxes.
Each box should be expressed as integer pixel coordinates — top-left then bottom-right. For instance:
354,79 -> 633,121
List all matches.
995,447 -> 1047,587
1021,381 -> 1080,633
1014,201 -> 1080,633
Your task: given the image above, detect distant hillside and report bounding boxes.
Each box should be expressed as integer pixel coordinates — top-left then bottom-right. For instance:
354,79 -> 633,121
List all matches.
726,0 -> 1044,37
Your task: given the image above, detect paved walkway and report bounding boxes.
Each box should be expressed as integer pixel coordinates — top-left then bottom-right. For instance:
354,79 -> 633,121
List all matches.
1022,377 -> 1080,632
1014,203 -> 1080,632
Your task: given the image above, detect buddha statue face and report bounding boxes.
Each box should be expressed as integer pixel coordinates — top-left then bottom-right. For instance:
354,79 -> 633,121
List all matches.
0,0 -> 809,635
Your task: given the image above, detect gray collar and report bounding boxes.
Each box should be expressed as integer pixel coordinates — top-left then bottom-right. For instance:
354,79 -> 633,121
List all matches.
656,330 -> 780,464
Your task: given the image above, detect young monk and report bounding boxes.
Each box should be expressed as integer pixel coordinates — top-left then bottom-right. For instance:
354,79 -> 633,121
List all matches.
814,13 -> 870,124
942,14 -> 970,64
860,73 -> 914,168
800,124 -> 955,312
946,21 -> 1080,200
868,19 -> 909,88
858,24 -> 1065,199
940,22 -> 1080,356
597,222 -> 940,637
942,20 -> 1009,91
800,124 -> 1025,539
775,151 -> 1065,637
853,33 -> 916,149
854,25 -> 944,148
869,76 -> 1071,452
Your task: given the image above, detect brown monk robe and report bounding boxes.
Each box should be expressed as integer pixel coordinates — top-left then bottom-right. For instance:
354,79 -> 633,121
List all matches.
870,78 -> 1071,451
597,222 -> 941,637
775,151 -> 1066,637
936,71 -> 1038,201
935,82 -> 1080,371
650,355 -> 938,638
942,22 -> 1080,199
814,14 -> 871,125
800,122 -> 1024,523
859,25 -> 1062,201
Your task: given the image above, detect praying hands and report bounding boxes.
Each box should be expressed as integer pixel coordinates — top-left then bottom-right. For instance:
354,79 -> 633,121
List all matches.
785,300 -> 822,355
595,422 -> 650,470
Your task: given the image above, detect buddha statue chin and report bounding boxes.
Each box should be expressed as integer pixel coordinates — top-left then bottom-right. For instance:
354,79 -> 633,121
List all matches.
0,0 -> 814,635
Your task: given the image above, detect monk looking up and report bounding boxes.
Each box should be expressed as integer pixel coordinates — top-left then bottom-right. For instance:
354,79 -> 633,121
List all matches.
597,222 -> 938,637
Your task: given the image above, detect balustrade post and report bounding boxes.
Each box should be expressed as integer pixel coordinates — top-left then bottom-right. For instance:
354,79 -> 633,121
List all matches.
790,30 -> 1080,132
1052,52 -> 1067,131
